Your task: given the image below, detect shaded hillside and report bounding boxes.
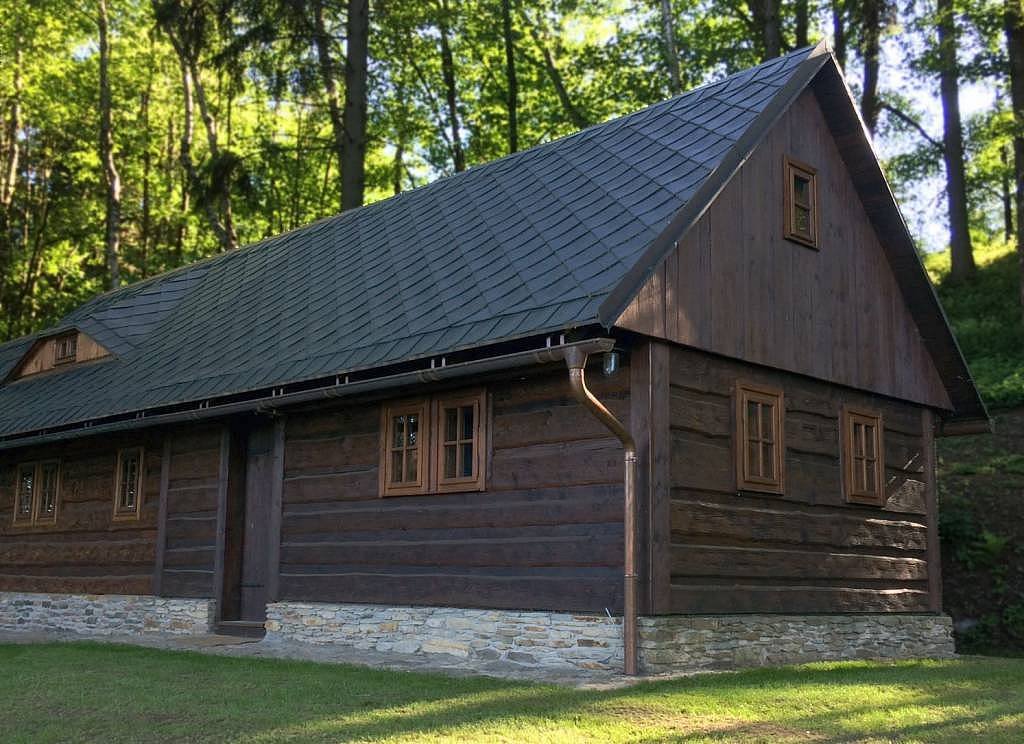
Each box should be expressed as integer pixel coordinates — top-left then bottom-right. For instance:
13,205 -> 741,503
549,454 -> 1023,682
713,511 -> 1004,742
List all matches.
926,241 -> 1024,654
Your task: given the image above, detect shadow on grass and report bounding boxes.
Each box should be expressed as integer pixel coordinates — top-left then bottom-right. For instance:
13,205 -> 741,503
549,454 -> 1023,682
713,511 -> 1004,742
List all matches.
1,643 -> 1023,743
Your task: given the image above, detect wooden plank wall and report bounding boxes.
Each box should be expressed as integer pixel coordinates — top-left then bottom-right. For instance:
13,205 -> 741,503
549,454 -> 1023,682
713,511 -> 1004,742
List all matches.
616,88 -> 951,412
158,426 -> 223,598
666,347 -> 935,614
277,366 -> 629,613
0,432 -> 161,594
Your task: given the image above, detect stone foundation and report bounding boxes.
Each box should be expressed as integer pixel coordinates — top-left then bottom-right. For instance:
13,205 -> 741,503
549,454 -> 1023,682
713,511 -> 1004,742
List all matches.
265,602 -> 624,671
0,592 -> 215,636
265,602 -> 955,674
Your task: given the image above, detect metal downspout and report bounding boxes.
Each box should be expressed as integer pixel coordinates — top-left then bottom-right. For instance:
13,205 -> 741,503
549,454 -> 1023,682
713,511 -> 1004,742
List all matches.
564,346 -> 638,676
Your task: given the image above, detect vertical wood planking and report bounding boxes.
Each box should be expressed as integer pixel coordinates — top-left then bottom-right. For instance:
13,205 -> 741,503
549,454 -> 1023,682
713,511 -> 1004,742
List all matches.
152,434 -> 172,596
266,416 -> 286,602
648,342 -> 672,614
630,344 -> 652,613
923,408 -> 943,613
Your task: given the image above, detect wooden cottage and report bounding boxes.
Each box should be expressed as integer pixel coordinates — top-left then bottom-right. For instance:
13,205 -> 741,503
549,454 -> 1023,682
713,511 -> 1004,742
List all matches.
0,43 -> 988,675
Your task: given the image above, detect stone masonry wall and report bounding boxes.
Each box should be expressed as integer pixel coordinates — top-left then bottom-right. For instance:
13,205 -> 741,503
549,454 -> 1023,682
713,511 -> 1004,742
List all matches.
265,602 -> 955,674
639,614 -> 956,674
0,592 -> 214,636
265,602 -> 625,671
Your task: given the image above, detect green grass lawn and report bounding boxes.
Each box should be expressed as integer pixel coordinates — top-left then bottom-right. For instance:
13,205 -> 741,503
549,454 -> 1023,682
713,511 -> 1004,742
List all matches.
2,643 -> 1023,742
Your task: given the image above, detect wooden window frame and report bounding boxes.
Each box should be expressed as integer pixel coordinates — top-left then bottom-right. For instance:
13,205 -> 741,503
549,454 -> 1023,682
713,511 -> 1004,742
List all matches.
842,407 -> 886,506
735,382 -> 785,494
783,156 -> 819,249
113,447 -> 145,521
380,399 -> 432,497
52,332 -> 78,366
433,389 -> 488,494
11,460 -> 61,527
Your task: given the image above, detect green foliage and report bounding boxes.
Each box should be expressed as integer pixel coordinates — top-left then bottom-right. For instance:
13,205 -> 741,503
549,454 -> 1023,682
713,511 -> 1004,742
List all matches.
925,240 -> 1024,408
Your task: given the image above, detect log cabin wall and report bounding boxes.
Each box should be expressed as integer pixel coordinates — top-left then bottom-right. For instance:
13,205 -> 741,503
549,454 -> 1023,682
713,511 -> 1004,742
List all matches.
277,364 -> 629,613
665,345 -> 936,615
157,425 -> 224,598
0,431 -> 162,595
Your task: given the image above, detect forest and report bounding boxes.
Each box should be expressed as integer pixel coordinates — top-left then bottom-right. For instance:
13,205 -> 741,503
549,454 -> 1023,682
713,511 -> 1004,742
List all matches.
1,0 -> 1023,345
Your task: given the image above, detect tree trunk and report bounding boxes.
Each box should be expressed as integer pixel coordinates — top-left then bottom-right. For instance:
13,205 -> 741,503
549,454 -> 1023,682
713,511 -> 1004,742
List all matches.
502,0 -> 519,152
753,0 -> 782,59
860,0 -> 882,135
311,0 -> 346,210
796,0 -> 809,47
99,0 -> 122,290
438,0 -> 465,172
1006,0 -> 1024,313
659,0 -> 682,94
525,15 -> 589,130
1003,144 -> 1014,242
341,0 -> 369,210
832,0 -> 847,70
937,0 -> 975,280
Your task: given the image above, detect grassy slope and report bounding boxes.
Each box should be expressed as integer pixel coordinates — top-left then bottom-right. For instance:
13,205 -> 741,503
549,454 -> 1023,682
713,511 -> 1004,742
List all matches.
1,643 -> 1023,743
925,240 -> 1024,654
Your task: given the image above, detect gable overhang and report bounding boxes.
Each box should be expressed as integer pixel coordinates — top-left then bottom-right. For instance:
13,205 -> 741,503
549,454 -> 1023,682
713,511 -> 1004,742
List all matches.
598,44 -> 990,436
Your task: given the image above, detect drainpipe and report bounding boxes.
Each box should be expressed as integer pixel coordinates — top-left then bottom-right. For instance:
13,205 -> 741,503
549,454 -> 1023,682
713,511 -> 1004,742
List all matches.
564,346 -> 638,676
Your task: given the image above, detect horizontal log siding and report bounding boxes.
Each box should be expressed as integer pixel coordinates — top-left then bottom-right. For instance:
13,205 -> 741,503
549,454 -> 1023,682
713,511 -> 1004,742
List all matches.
668,347 -> 933,614
0,432 -> 162,595
278,368 -> 628,613
158,427 -> 222,598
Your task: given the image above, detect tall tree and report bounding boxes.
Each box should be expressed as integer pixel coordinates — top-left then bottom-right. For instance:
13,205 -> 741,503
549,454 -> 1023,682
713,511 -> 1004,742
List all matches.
437,0 -> 465,172
859,0 -> 884,134
502,0 -> 519,152
937,0 -> 975,279
341,0 -> 369,210
1007,0 -> 1024,311
658,0 -> 682,93
796,0 -> 810,47
832,0 -> 847,70
311,0 -> 347,211
753,0 -> 782,59
99,0 -> 122,289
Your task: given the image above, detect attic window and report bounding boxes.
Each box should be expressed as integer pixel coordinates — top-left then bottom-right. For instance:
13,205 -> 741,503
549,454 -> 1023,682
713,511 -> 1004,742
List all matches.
842,408 -> 885,506
735,382 -> 785,494
53,333 -> 78,365
784,156 -> 818,248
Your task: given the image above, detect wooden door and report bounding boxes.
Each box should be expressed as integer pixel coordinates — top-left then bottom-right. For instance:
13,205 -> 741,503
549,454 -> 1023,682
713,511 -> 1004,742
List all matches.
239,422 -> 274,622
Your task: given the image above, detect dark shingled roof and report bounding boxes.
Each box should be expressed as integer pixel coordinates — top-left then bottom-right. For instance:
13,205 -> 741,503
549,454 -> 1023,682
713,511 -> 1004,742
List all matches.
0,43 -> 986,442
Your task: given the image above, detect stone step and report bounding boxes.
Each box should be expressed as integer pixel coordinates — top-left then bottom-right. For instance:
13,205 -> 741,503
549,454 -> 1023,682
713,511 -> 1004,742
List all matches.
216,620 -> 266,638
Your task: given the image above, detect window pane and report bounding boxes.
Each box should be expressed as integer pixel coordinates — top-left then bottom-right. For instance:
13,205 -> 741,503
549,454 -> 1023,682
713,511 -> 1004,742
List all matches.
444,408 -> 458,443
444,444 -> 457,479
864,460 -> 876,493
39,464 -> 58,516
460,442 -> 473,477
795,205 -> 811,235
391,450 -> 404,483
863,424 -> 876,459
17,467 -> 33,516
760,404 -> 774,442
405,448 -> 418,482
407,414 -> 418,446
120,454 -> 139,510
391,416 -> 405,449
746,401 -> 759,442
793,175 -> 810,205
762,442 -> 775,479
460,405 -> 474,441
746,440 -> 760,477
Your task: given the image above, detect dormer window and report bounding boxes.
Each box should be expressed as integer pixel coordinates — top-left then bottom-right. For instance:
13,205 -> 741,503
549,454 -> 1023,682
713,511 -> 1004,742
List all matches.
53,333 -> 78,365
784,156 -> 818,248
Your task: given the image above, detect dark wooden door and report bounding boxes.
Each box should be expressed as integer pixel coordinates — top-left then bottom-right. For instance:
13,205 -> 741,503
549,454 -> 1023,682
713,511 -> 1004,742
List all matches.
239,423 -> 274,622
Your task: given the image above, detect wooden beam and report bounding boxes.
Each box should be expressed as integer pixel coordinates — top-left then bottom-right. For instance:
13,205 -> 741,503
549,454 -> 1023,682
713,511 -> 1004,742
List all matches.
212,426 -> 230,621
152,434 -> 172,596
266,416 -> 286,602
922,408 -> 943,613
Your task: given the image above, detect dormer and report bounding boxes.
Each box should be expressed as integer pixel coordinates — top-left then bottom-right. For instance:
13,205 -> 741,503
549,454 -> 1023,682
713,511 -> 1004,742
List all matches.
6,330 -> 112,381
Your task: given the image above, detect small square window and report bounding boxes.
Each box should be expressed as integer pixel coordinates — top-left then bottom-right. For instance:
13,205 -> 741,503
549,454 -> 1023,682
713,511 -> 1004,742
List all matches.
784,156 -> 818,248
434,391 -> 487,493
735,382 -> 785,494
53,333 -> 78,365
842,408 -> 885,506
380,401 -> 431,497
11,460 -> 60,527
114,447 -> 144,520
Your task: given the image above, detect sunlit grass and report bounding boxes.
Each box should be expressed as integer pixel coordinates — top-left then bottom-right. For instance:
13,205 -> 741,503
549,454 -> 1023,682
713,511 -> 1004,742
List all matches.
1,644 -> 1022,742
